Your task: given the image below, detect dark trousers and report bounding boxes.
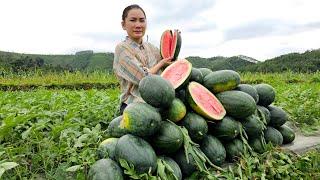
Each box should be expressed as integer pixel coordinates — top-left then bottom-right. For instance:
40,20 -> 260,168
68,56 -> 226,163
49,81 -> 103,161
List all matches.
119,103 -> 127,115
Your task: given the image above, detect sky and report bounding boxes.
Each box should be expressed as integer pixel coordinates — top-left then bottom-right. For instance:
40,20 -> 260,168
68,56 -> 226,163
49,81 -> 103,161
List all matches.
1,0 -> 320,61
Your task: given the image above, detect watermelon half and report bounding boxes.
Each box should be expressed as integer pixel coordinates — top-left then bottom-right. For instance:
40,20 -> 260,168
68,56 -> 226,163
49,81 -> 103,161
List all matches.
160,29 -> 181,61
187,81 -> 226,121
161,59 -> 192,89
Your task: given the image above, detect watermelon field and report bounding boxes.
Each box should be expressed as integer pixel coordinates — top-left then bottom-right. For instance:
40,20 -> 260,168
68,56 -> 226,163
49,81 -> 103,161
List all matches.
0,70 -> 320,179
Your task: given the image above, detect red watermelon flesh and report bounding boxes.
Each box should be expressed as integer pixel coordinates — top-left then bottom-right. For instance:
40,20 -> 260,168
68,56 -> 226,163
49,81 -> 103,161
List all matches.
160,30 -> 173,59
188,82 -> 226,120
161,59 -> 192,89
160,29 -> 181,60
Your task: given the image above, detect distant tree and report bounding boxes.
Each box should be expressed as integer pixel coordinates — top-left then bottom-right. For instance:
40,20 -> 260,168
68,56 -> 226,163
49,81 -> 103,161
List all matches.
35,57 -> 44,67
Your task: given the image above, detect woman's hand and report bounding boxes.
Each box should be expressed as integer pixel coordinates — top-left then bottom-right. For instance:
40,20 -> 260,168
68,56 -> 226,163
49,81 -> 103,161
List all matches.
160,56 -> 173,66
148,56 -> 173,75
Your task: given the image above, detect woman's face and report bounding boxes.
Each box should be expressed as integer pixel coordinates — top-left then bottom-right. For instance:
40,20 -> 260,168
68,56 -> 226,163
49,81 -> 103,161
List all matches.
122,8 -> 146,44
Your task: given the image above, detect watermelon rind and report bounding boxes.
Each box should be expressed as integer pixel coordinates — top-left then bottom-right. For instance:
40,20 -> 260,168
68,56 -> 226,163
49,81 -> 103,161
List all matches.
187,82 -> 226,121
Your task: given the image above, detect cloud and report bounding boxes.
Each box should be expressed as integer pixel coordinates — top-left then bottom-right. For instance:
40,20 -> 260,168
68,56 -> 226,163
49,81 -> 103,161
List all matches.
77,32 -> 124,43
224,19 -> 285,40
1,0 -> 320,59
305,21 -> 320,29
145,0 -> 217,24
186,23 -> 217,32
224,19 -> 320,41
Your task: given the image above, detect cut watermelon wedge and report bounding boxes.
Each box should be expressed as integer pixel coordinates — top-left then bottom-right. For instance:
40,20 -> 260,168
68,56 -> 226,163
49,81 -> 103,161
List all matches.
187,81 -> 226,121
161,59 -> 192,90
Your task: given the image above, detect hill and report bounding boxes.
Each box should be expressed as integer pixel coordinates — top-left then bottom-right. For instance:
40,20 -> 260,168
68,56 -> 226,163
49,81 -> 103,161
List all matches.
186,49 -> 320,73
186,55 -> 257,71
240,50 -> 320,72
0,50 -> 114,72
1,49 -> 320,73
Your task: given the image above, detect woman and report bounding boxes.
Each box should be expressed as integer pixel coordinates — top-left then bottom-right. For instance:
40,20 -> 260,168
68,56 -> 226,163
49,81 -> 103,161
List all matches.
113,4 -> 172,114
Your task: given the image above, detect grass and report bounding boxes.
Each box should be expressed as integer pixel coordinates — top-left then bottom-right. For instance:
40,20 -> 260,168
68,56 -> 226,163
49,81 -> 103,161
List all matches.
241,71 -> 320,134
0,70 -> 119,91
0,71 -> 319,179
218,146 -> 320,179
0,70 -> 118,86
0,89 -> 120,179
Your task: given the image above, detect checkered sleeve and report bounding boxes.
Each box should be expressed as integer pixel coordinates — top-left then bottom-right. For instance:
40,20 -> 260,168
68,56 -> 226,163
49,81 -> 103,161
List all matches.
149,43 -> 162,62
113,44 -> 147,85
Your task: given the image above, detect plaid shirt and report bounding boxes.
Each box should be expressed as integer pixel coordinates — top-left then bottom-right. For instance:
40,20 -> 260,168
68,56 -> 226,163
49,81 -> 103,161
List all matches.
113,37 -> 162,104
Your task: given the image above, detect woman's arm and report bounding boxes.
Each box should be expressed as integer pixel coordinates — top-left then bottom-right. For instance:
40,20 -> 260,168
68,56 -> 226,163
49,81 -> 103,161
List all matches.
114,43 -> 173,84
147,43 -> 173,74
148,57 -> 172,74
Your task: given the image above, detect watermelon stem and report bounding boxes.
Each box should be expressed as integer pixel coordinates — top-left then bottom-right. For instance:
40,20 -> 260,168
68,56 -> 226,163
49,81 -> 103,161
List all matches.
156,158 -> 179,180
119,158 -> 157,180
179,126 -> 225,173
256,108 -> 267,126
239,126 -> 253,154
256,108 -> 268,152
194,147 -> 225,172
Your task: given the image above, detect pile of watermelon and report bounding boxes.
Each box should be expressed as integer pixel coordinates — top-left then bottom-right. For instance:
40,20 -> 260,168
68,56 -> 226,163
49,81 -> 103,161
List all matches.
88,30 -> 295,179
88,59 -> 296,179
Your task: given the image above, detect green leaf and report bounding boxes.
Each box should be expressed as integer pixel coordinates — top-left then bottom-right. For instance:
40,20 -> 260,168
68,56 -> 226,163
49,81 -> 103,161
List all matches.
21,127 -> 32,139
74,134 -> 89,148
157,158 -> 178,180
0,162 -> 19,170
119,159 -> 157,180
119,159 -> 140,179
156,159 -> 167,179
0,168 -> 5,178
65,165 -> 82,172
94,124 -> 101,132
83,128 -> 91,134
179,126 -> 224,173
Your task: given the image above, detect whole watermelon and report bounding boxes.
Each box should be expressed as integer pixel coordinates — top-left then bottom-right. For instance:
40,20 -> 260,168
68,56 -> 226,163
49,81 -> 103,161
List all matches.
200,135 -> 226,166
216,90 -> 256,118
139,75 -> 175,108
115,134 -> 157,174
254,83 -> 275,107
88,159 -> 123,180
121,102 -> 162,137
267,105 -> 288,128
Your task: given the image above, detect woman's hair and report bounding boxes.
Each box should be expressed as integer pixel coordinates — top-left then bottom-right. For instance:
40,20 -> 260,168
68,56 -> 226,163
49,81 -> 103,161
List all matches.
122,4 -> 146,21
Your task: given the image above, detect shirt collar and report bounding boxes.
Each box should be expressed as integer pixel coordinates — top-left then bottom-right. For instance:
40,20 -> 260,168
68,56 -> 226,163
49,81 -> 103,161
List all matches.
125,36 -> 145,50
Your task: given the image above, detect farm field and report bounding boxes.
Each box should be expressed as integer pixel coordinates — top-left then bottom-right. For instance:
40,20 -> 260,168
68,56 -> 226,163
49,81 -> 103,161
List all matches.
0,71 -> 319,179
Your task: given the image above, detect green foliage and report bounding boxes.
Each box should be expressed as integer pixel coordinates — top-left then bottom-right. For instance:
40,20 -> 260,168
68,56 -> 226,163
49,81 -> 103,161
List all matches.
119,159 -> 157,180
0,50 -> 114,73
0,89 -> 119,179
86,53 -> 114,72
218,147 -> 320,179
0,151 -> 19,178
0,71 -> 319,178
70,51 -> 94,70
186,56 -> 253,71
186,49 -> 320,73
2,49 -> 320,74
0,70 -> 118,90
179,126 -> 224,174
240,49 -> 320,73
276,84 -> 320,135
241,71 -> 320,134
156,158 -> 179,180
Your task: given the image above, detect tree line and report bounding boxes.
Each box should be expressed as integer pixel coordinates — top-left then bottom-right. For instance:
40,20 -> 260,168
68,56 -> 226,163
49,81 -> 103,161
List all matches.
1,49 -> 319,74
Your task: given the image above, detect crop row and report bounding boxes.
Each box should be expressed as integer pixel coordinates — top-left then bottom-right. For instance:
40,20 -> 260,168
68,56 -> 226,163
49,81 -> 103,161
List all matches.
0,89 -> 119,178
0,71 -> 319,89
